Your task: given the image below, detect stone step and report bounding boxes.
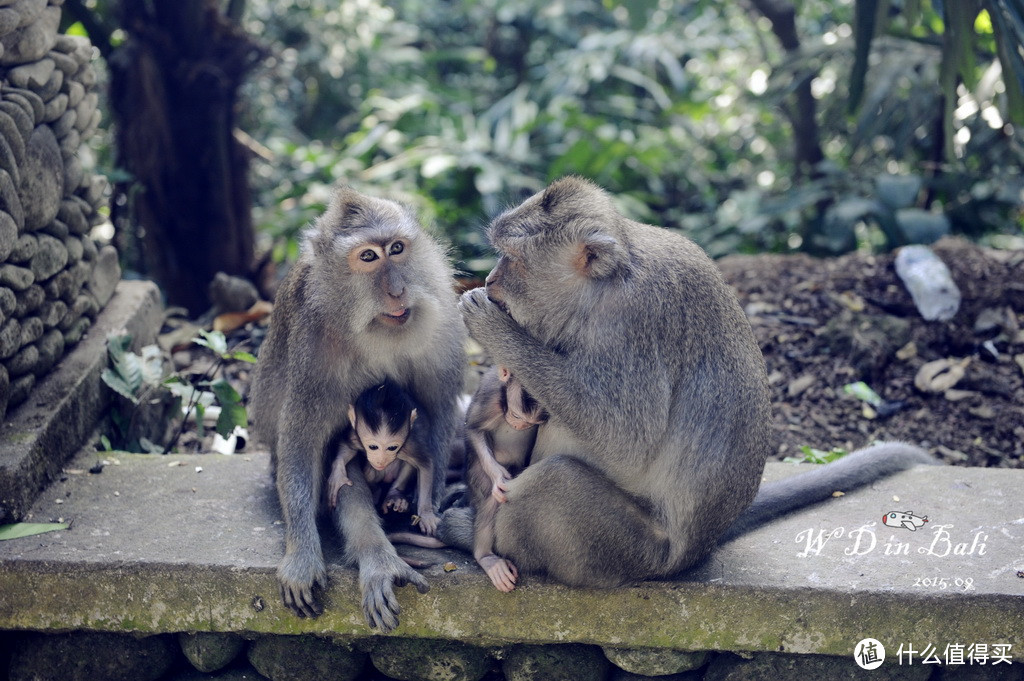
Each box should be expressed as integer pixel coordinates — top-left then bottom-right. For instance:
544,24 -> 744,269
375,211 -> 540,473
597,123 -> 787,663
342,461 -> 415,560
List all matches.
0,280 -> 163,523
1,446 -> 1021,661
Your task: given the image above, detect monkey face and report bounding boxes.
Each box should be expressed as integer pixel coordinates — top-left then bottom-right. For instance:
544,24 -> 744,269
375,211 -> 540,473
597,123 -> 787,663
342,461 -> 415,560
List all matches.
308,188 -> 446,336
503,378 -> 548,430
347,238 -> 412,326
355,422 -> 409,471
485,177 -> 630,344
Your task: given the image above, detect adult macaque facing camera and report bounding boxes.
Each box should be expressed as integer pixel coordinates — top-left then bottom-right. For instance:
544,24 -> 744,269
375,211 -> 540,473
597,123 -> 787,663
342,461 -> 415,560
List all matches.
438,176 -> 935,587
249,186 -> 465,630
464,365 -> 547,591
327,378 -> 441,535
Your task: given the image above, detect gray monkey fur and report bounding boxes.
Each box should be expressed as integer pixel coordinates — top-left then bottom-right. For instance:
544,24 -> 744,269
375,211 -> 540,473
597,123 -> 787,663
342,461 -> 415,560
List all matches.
249,186 -> 465,629
438,176 -> 935,586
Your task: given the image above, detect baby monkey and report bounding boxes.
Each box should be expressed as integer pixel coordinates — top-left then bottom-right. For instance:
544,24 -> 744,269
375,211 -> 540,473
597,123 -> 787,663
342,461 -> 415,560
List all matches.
327,379 -> 440,535
465,365 -> 548,591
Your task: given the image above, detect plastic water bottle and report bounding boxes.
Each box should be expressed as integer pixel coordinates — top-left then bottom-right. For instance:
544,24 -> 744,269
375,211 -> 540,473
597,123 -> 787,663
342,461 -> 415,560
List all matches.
894,245 -> 961,321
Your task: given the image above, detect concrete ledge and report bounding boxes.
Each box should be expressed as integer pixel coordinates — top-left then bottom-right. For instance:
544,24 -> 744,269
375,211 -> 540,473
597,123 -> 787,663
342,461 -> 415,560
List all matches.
0,281 -> 164,522
1,449 -> 1022,660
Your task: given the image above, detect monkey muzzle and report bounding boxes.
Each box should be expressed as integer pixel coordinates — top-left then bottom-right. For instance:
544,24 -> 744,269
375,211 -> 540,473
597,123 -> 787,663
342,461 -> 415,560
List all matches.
379,307 -> 411,326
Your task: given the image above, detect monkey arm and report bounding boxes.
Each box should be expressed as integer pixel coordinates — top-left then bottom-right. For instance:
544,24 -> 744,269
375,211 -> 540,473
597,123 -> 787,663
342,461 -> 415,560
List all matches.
459,288 -> 670,451
332,463 -> 430,632
411,456 -> 439,536
326,442 -> 359,510
408,340 -> 463,504
382,463 -> 413,514
389,462 -> 415,493
274,393 -> 334,618
466,430 -> 511,490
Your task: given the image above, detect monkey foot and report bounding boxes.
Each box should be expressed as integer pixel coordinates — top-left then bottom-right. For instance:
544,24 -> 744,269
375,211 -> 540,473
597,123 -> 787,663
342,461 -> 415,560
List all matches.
414,511 -> 440,536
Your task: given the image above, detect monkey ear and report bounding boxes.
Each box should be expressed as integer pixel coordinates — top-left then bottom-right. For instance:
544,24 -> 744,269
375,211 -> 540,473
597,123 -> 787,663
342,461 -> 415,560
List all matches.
576,233 -> 628,279
347,404 -> 357,427
332,186 -> 366,222
497,366 -> 512,383
541,176 -> 598,213
409,408 -> 418,425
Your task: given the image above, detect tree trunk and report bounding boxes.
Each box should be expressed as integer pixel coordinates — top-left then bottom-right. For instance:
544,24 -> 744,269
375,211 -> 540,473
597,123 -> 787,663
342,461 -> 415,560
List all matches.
746,0 -> 825,178
108,0 -> 264,315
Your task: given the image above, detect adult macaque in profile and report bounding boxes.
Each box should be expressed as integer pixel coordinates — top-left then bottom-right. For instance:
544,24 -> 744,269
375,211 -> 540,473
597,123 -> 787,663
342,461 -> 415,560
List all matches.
326,379 -> 440,535
464,365 -> 547,591
249,186 -> 465,630
438,176 -> 935,587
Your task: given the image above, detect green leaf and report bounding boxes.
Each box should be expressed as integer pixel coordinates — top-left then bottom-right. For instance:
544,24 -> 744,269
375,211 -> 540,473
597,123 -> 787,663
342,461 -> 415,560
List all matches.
0,523 -> 68,540
875,174 -> 923,209
792,445 -> 849,464
194,329 -> 228,357
139,345 -> 166,387
211,380 -> 247,439
227,351 -> 258,364
100,434 -> 111,451
195,402 -> 206,439
106,335 -> 143,395
843,381 -> 883,407
210,380 -> 242,405
101,368 -> 138,403
987,0 -> 1024,126
944,0 -> 983,90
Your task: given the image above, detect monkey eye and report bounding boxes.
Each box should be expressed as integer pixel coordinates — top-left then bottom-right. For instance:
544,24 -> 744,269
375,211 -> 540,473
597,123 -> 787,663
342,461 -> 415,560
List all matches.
387,445 -> 399,452
368,444 -> 379,450
388,241 -> 405,256
359,249 -> 379,262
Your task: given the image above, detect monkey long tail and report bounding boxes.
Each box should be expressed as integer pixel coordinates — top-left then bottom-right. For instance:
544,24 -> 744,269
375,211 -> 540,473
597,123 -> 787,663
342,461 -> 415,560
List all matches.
722,441 -> 938,542
387,532 -> 447,549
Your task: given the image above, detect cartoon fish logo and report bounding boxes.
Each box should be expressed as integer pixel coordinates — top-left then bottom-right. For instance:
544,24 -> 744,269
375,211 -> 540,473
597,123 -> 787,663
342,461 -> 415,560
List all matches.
882,511 -> 929,531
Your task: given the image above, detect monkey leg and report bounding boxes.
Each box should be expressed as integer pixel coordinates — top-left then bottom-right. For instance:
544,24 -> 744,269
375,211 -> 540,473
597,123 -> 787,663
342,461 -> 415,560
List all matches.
494,455 -> 671,588
331,460 -> 430,632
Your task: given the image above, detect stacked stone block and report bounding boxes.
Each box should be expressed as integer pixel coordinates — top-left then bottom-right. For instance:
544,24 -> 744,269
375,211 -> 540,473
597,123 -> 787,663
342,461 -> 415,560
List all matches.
0,0 -> 114,421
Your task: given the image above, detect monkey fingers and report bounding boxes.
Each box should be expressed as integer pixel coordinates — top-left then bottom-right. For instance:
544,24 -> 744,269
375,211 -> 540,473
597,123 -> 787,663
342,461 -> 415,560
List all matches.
277,551 -> 327,618
327,476 -> 352,510
416,511 -> 440,536
382,493 -> 409,514
491,476 -> 512,503
478,554 -> 518,592
458,288 -> 517,345
360,556 -> 430,632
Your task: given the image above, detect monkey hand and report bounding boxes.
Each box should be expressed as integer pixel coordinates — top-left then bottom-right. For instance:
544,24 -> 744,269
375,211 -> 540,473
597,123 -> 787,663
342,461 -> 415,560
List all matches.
327,475 -> 353,510
478,553 -> 518,592
458,287 -> 519,348
277,548 -> 327,618
359,550 -> 430,632
382,492 -> 409,514
491,475 -> 512,504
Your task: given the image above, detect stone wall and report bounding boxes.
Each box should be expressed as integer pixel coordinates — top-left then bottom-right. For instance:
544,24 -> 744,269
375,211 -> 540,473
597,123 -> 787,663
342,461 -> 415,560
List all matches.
0,0 -> 115,422
1,631 -> 946,681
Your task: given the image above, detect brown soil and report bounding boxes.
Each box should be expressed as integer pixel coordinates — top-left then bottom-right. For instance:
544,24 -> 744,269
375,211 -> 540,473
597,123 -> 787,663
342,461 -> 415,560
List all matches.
717,237 -> 1024,467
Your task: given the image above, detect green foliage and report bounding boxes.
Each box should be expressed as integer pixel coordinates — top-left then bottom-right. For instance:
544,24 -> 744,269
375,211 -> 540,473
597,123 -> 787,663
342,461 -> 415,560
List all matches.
67,0 -> 1024,267
101,332 -> 250,452
235,0 -> 1023,267
0,523 -> 69,540
785,445 -> 850,464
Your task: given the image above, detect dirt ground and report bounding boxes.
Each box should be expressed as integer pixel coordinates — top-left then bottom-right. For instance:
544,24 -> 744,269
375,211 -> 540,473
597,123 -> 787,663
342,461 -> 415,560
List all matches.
717,237 -> 1024,468
177,237 -> 1023,469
